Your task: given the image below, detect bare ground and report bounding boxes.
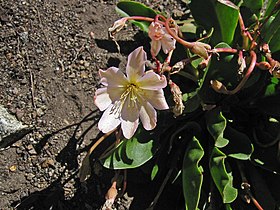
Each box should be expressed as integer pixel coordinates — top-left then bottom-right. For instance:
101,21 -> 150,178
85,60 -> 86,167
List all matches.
0,0 -> 186,209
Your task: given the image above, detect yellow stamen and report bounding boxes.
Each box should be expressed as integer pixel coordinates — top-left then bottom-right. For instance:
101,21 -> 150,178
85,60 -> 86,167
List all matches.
110,83 -> 141,116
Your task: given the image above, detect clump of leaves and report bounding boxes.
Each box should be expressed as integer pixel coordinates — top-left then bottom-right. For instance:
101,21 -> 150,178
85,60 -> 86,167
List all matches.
80,0 -> 280,209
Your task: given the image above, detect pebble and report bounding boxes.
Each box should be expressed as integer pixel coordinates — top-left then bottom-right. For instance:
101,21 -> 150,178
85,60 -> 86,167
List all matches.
9,165 -> 17,172
41,159 -> 55,168
26,144 -> 37,155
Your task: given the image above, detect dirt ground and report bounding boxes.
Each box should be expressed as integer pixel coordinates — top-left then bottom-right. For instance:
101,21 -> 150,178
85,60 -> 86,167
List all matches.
0,0 -> 187,209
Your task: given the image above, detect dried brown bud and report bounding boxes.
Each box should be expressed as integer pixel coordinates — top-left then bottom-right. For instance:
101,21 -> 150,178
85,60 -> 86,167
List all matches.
268,59 -> 280,78
169,81 -> 185,117
108,18 -> 127,39
261,43 -> 270,54
210,80 -> 229,94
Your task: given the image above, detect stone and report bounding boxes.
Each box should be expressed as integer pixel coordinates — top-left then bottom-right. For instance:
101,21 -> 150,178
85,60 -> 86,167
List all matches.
0,105 -> 31,148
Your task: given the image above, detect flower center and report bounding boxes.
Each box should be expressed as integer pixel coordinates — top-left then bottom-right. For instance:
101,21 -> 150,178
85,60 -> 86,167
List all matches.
110,83 -> 140,117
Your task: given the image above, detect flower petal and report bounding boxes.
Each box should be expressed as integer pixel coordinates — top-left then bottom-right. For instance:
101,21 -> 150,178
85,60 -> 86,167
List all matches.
139,101 -> 157,130
126,47 -> 147,82
106,86 -> 126,102
137,72 -> 167,90
94,87 -> 112,111
99,67 -> 128,87
121,95 -> 140,122
161,28 -> 176,54
150,40 -> 161,57
141,89 -> 169,110
98,104 -> 121,133
121,119 -> 139,139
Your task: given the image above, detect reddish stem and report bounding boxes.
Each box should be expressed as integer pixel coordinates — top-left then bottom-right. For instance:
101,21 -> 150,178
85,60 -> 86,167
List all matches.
210,48 -> 238,54
228,50 -> 257,95
165,18 -> 194,49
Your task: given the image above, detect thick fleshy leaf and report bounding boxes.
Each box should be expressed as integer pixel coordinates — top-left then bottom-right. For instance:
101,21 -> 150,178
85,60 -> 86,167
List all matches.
116,1 -> 157,33
270,77 -> 280,90
205,107 -> 229,148
264,0 -> 279,16
184,94 -> 201,113
101,127 -> 156,169
222,126 -> 253,160
189,0 -> 239,45
197,42 -> 239,104
182,136 -> 204,210
210,147 -> 238,203
262,10 -> 280,53
241,0 -> 263,14
151,164 -> 159,180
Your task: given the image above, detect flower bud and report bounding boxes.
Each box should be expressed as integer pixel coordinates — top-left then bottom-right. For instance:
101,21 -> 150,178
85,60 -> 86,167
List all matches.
257,61 -> 271,71
190,42 -> 211,59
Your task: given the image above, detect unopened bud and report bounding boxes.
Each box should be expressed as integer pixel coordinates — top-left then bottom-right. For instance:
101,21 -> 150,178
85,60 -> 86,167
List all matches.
210,80 -> 229,94
257,61 -> 271,70
190,42 -> 211,60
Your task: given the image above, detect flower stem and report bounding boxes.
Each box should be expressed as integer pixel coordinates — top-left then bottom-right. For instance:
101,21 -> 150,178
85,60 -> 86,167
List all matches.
165,18 -> 194,49
227,50 -> 257,95
210,48 -> 238,54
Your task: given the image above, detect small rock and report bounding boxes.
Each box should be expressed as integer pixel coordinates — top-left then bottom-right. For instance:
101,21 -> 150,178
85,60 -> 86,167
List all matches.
36,108 -> 44,117
27,144 -> 37,155
9,165 -> 17,172
0,105 -> 31,148
69,72 -> 76,78
41,159 -> 55,168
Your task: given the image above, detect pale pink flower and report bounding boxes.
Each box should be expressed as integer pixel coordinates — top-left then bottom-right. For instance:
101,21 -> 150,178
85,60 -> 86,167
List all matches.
148,22 -> 176,57
94,47 -> 169,139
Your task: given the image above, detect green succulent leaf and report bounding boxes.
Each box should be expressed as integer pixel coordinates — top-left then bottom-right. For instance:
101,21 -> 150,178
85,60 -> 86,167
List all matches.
184,93 -> 201,113
210,147 -> 238,203
264,0 -> 279,17
197,42 -> 238,104
182,136 -> 204,210
151,164 -> 159,180
265,77 -> 279,96
222,126 -> 253,160
189,0 -> 239,45
262,10 -> 280,52
101,127 -> 156,169
116,1 -> 157,32
205,107 -> 229,148
241,0 -> 263,14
